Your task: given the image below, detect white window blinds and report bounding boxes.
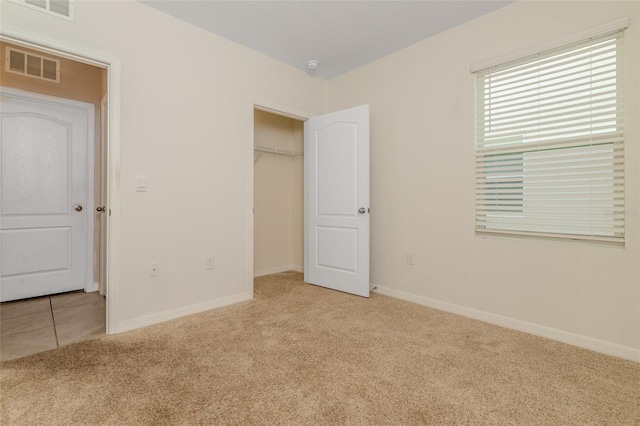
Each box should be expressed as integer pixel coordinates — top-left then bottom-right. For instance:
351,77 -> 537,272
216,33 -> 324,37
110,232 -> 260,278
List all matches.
474,30 -> 625,242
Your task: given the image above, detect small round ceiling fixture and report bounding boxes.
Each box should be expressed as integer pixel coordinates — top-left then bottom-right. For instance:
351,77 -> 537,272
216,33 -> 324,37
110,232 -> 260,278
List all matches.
306,60 -> 319,70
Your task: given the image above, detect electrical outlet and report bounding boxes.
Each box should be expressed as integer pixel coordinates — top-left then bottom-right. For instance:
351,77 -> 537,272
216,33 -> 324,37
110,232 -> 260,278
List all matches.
407,253 -> 415,266
205,256 -> 215,270
150,261 -> 159,277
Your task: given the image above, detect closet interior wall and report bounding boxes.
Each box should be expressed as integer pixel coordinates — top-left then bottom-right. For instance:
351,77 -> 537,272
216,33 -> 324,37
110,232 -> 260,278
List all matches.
253,110 -> 304,276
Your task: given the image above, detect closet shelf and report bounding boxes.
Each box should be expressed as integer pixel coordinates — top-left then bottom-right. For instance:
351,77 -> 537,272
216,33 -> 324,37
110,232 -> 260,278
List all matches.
254,145 -> 303,157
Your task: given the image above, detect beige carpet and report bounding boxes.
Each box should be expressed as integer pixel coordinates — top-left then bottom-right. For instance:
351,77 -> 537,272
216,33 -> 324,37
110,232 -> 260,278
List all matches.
1,271 -> 638,425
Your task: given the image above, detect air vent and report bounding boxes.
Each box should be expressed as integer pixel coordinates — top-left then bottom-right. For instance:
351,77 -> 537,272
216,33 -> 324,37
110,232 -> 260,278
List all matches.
8,0 -> 74,21
5,47 -> 61,83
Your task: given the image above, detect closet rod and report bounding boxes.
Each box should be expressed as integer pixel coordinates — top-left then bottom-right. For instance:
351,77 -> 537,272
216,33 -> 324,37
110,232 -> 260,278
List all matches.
254,145 -> 303,157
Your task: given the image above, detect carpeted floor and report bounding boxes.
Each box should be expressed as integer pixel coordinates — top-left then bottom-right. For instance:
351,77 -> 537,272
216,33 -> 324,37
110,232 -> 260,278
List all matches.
1,271 -> 638,425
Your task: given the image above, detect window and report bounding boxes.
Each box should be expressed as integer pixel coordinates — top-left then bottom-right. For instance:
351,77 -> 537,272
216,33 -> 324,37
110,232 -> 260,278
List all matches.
474,28 -> 625,242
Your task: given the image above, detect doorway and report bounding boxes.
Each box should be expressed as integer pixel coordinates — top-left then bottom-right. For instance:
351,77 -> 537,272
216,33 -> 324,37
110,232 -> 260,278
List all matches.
0,39 -> 113,359
253,109 -> 305,278
250,104 -> 371,298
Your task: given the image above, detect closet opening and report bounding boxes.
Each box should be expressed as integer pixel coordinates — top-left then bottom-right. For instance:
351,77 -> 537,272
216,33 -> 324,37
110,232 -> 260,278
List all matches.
252,109 -> 305,281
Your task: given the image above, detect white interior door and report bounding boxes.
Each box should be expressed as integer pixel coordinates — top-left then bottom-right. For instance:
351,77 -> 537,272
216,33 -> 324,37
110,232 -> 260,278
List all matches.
0,89 -> 93,302
304,104 -> 369,297
98,95 -> 108,296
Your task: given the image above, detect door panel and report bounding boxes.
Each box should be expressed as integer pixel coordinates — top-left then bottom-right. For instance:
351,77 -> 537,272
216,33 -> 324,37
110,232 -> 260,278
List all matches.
317,123 -> 358,216
317,226 -> 358,272
0,89 -> 92,302
1,227 -> 71,276
304,105 -> 370,297
1,115 -> 70,215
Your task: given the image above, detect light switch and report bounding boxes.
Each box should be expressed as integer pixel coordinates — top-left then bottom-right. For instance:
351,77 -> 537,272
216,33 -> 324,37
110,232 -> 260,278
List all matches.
136,175 -> 147,192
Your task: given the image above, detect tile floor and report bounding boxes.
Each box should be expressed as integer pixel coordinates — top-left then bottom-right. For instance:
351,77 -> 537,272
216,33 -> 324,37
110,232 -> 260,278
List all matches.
0,291 -> 106,362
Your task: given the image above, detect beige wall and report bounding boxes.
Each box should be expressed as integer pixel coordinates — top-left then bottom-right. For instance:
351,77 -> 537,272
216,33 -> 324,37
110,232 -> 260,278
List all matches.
328,1 -> 640,353
253,110 -> 303,275
1,41 -> 105,285
1,0 -> 327,330
291,123 -> 304,269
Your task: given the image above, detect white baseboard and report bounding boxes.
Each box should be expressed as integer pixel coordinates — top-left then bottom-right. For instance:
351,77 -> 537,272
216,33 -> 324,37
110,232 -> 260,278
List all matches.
373,285 -> 640,362
254,265 -> 303,278
118,292 -> 251,333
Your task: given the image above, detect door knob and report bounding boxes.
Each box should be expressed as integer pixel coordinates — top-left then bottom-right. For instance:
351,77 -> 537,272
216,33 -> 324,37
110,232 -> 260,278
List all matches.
96,206 -> 105,212
74,205 -> 83,212
358,207 -> 366,214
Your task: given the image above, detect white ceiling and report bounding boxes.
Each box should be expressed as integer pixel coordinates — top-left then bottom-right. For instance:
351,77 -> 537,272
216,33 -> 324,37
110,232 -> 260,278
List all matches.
141,1 -> 513,79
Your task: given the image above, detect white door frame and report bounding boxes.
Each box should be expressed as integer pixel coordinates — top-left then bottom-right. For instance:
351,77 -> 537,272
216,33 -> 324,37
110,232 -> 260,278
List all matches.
1,87 -> 95,297
247,99 -> 313,299
0,28 -> 122,334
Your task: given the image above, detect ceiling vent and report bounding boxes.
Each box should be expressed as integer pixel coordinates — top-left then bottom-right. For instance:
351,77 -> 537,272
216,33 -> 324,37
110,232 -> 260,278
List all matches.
5,47 -> 61,83
8,0 -> 74,21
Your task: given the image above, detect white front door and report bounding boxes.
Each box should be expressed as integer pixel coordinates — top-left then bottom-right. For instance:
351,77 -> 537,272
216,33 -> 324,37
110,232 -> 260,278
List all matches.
0,89 -> 93,302
304,105 -> 370,297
